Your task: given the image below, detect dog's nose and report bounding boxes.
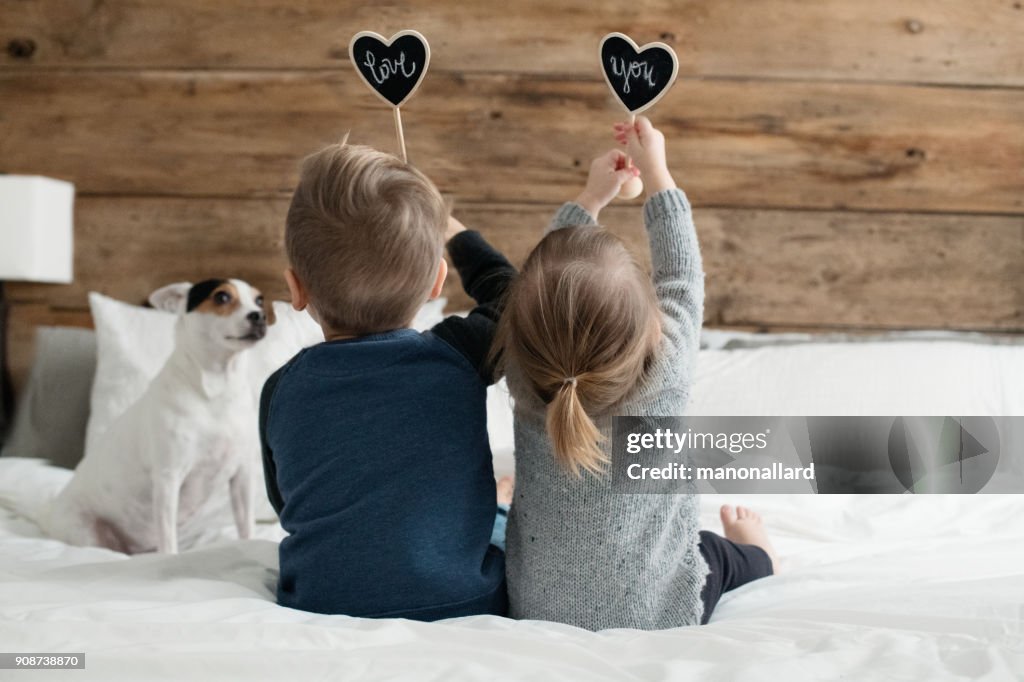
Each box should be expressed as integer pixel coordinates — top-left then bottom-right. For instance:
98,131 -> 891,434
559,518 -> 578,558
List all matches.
247,311 -> 265,323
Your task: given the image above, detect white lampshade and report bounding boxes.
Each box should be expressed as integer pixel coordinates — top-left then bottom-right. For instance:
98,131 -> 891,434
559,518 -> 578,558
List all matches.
0,175 -> 74,284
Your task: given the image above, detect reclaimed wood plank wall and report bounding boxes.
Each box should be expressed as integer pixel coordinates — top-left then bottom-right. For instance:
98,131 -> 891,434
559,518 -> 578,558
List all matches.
2,0 -> 1022,392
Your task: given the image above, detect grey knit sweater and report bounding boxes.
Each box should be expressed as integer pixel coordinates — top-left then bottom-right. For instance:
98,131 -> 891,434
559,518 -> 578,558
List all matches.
505,188 -> 708,630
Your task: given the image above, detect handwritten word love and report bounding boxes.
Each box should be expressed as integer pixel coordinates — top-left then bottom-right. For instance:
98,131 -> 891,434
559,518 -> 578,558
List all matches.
362,51 -> 418,85
607,56 -> 657,94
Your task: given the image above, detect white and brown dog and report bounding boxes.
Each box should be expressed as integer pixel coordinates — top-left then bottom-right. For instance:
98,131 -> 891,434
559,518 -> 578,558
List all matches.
47,279 -> 269,554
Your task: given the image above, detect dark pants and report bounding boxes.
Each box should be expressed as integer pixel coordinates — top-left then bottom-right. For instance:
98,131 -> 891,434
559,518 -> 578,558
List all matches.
698,530 -> 774,624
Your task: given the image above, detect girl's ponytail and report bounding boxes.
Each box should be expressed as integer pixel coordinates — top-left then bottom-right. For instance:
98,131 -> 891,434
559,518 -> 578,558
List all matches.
546,378 -> 608,476
492,227 -> 660,479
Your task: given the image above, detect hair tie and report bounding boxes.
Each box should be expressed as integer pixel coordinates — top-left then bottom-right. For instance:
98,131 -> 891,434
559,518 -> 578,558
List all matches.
563,377 -> 578,388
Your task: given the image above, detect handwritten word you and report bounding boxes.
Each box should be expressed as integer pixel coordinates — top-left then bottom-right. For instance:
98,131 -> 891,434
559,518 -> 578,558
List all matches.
362,51 -> 418,85
608,56 -> 657,94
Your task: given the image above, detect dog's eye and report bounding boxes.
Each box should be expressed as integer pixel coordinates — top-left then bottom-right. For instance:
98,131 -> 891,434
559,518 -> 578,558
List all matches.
214,291 -> 232,305
254,295 -> 264,306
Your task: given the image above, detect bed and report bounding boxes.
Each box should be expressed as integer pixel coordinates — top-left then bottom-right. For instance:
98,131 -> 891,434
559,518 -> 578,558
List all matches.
1,322 -> 1023,681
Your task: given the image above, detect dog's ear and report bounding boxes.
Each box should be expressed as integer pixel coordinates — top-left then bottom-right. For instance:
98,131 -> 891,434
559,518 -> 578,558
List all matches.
149,282 -> 193,314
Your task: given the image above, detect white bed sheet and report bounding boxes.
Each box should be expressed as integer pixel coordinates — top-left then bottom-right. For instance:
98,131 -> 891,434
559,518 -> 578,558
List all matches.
1,457 -> 1021,681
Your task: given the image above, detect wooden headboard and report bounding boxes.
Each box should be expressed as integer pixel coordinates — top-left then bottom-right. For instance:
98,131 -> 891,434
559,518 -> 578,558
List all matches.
2,1 -> 1022,395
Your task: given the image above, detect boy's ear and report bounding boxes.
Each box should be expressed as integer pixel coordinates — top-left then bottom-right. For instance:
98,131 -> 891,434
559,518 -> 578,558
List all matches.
149,282 -> 192,314
283,268 -> 308,311
428,259 -> 448,301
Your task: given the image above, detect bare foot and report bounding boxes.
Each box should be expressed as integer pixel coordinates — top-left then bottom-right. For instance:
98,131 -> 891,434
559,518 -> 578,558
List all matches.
720,505 -> 778,574
496,477 -> 515,506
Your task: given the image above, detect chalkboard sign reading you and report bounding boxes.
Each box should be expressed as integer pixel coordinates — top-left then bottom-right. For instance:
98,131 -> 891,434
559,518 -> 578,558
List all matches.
599,33 -> 679,114
349,30 -> 430,107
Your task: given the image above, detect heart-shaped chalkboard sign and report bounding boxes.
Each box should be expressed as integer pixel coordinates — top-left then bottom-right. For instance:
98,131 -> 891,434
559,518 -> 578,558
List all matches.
349,30 -> 430,107
599,33 -> 679,114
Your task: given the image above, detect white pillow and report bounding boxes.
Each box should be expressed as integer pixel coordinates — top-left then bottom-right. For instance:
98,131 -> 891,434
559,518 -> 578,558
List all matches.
85,295 -> 175,453
410,297 -> 446,331
690,341 -> 1024,417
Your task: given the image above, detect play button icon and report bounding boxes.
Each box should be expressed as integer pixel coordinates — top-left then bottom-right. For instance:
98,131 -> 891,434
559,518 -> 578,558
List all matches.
888,417 -> 1000,493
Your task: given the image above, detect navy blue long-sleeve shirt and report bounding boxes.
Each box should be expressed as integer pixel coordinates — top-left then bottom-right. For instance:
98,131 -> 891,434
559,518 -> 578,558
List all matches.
260,230 -> 515,620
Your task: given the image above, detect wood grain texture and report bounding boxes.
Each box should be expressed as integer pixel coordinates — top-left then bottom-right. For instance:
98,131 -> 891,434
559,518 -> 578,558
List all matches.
2,71 -> 1022,214
451,205 -> 1024,331
3,1 -> 1022,401
6,197 -> 1020,391
2,1 -> 1022,86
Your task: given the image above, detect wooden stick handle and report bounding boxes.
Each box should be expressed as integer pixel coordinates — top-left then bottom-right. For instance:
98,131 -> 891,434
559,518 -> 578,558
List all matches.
624,113 -> 637,168
616,112 -> 643,200
394,107 -> 407,163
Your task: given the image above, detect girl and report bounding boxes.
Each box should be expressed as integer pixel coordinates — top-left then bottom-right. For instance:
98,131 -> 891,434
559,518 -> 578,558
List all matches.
494,117 -> 776,629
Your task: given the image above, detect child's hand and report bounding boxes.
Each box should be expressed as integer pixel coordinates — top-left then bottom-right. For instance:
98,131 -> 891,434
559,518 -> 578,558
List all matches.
614,116 -> 677,197
575,149 -> 642,219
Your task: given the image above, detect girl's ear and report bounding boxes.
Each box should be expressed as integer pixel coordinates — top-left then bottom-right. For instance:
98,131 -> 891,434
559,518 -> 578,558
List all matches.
428,259 -> 448,300
148,282 -> 192,314
283,268 -> 308,311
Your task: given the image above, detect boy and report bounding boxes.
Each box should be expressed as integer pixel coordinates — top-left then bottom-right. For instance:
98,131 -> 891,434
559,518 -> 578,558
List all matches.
260,142 -> 515,620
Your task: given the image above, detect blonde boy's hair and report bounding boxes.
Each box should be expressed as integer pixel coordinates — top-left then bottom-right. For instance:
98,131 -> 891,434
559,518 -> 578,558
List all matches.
492,227 -> 661,477
285,143 -> 447,334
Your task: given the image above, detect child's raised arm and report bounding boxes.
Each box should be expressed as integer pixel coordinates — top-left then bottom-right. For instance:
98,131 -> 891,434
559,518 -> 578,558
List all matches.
547,149 -> 640,231
615,116 -> 704,366
431,215 -> 517,384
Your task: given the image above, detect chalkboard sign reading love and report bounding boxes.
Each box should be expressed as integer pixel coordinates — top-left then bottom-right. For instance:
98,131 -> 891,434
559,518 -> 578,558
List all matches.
599,33 -> 679,114
349,30 -> 430,107
348,29 -> 431,162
